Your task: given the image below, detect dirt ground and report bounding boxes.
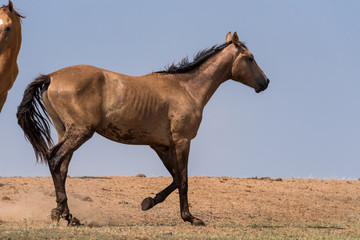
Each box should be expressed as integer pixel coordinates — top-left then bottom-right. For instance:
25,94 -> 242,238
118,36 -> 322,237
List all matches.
1,176 -> 360,238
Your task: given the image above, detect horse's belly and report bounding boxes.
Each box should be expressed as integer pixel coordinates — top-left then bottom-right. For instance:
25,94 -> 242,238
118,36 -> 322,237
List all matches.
96,120 -> 170,146
97,86 -> 171,145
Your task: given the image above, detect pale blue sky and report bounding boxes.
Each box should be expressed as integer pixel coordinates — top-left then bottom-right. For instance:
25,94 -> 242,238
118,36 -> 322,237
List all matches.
0,1 -> 359,178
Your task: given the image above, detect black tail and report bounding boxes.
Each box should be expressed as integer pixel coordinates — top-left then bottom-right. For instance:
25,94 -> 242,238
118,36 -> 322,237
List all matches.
16,75 -> 53,163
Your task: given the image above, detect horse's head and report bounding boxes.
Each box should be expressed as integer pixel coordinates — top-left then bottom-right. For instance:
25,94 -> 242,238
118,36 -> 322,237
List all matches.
226,32 -> 269,93
0,1 -> 23,54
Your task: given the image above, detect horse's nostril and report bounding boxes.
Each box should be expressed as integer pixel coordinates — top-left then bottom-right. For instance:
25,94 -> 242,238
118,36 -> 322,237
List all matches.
267,78 -> 270,84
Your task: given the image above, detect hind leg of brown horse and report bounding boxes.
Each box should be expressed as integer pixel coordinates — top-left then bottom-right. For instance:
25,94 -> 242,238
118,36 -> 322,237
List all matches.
47,127 -> 94,226
49,154 -> 81,226
43,92 -> 94,226
0,92 -> 8,113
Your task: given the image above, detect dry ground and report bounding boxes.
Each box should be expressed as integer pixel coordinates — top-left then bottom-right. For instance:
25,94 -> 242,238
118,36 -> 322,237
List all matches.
1,176 -> 360,239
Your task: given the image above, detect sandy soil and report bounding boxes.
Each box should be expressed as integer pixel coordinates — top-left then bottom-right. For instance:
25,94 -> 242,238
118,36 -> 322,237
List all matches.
1,176 -> 360,228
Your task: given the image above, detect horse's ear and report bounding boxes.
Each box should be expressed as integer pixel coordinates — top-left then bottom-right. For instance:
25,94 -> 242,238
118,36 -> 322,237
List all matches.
8,0 -> 13,12
226,32 -> 232,43
232,32 -> 240,47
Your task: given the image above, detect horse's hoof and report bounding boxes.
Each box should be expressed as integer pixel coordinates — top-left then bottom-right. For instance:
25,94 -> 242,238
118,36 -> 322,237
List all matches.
191,218 -> 205,226
50,208 -> 61,223
141,197 -> 155,211
68,216 -> 81,226
63,213 -> 82,226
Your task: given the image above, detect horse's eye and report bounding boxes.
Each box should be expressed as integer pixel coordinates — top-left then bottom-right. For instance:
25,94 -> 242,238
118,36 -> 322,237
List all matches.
248,57 -> 254,62
5,26 -> 11,31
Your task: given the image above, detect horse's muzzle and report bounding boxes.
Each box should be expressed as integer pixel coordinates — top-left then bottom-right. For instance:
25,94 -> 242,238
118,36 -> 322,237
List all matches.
255,78 -> 270,93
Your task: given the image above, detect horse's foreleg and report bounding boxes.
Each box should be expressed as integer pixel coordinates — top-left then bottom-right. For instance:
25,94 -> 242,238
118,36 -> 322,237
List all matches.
141,145 -> 178,211
174,138 -> 205,226
141,181 -> 177,211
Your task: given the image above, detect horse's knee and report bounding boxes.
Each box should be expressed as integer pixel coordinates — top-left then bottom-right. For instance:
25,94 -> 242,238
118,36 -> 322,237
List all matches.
174,176 -> 188,192
180,179 -> 188,190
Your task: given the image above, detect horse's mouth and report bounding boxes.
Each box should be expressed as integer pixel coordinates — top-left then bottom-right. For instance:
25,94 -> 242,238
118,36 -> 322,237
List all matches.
255,85 -> 267,93
255,79 -> 270,93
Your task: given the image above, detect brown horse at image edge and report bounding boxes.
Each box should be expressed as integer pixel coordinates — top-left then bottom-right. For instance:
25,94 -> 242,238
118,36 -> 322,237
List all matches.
0,1 -> 24,113
17,32 -> 269,226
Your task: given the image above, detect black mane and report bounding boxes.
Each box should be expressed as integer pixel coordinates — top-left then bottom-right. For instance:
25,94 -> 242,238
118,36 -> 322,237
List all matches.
156,41 -> 235,74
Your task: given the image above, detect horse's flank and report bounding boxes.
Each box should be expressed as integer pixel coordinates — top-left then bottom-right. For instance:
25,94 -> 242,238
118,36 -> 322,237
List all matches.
0,1 -> 24,112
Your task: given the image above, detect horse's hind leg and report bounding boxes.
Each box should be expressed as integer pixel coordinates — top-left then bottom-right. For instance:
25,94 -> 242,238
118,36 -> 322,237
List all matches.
43,92 -> 93,226
47,127 -> 93,226
43,92 -> 68,224
49,153 -> 78,225
47,127 -> 94,171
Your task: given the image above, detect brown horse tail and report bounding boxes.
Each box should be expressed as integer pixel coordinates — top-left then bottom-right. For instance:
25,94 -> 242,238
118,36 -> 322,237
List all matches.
16,75 -> 53,163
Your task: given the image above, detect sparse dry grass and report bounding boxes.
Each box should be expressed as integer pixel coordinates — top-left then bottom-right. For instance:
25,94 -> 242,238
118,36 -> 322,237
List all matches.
1,222 -> 360,239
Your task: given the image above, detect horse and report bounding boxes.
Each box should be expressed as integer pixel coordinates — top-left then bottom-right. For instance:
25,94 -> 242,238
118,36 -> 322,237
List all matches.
0,1 -> 24,113
17,32 -> 269,226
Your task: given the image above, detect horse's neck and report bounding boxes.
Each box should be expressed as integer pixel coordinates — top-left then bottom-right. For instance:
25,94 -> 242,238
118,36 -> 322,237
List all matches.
180,49 -> 234,110
0,28 -> 21,79
0,48 -> 19,78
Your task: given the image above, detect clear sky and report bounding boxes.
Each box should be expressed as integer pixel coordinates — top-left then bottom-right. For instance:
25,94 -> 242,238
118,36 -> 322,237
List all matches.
0,1 -> 359,179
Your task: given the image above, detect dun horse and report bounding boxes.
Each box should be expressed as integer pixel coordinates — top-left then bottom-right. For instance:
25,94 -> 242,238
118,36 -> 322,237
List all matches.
0,1 -> 23,113
17,32 -> 269,226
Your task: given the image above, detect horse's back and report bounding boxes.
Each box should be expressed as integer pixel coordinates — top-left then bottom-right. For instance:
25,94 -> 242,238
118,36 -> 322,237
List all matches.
49,64 -> 105,86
